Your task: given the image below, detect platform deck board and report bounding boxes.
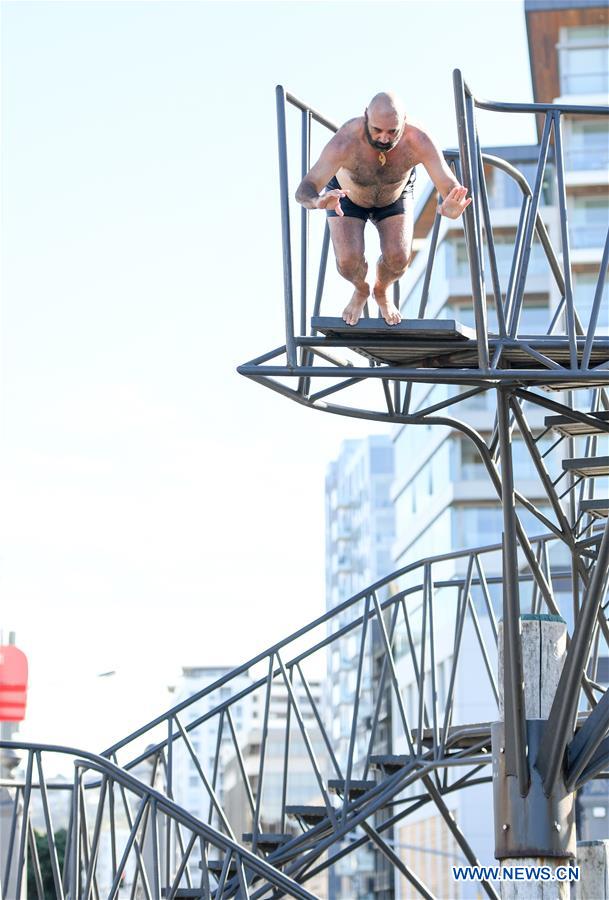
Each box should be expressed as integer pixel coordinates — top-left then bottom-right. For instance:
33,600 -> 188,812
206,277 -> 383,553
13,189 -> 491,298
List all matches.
563,456 -> 609,477
312,316 -> 477,341
310,318 -> 609,376
581,499 -> 609,518
545,412 -> 609,435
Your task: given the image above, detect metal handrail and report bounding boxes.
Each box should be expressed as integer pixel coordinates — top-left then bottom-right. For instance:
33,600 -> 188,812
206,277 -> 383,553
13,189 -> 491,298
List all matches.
0,740 -> 319,900
274,74 -> 608,379
100,532 -> 569,768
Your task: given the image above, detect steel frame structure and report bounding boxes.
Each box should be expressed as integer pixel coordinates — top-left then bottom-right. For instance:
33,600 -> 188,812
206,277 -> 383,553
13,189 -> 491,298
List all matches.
1,72 -> 608,897
1,534 -> 607,897
0,742 -> 318,900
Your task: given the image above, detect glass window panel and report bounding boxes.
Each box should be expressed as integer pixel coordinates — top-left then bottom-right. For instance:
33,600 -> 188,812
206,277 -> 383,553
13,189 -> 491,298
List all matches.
566,120 -> 609,171
447,234 -> 547,281
460,441 -> 487,480
559,26 -> 609,95
574,272 -> 609,334
564,26 -> 609,42
452,504 -> 553,550
493,162 -> 554,208
569,196 -> 609,249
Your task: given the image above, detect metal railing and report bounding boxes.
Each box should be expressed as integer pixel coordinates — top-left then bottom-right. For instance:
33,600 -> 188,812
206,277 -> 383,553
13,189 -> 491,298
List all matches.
2,529 -> 597,895
0,743 -> 318,900
3,524 -> 606,896
270,72 -> 608,382
454,70 -> 609,373
3,76 -> 608,899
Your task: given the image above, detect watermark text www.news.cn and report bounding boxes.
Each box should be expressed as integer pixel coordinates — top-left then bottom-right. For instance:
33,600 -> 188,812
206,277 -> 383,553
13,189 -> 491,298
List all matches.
453,864 -> 579,883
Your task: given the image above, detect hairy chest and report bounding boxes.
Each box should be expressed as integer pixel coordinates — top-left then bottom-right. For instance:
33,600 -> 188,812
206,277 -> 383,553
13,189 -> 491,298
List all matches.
343,145 -> 418,188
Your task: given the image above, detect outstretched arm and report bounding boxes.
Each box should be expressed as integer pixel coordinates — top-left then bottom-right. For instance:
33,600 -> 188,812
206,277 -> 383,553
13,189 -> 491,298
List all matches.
415,129 -> 472,220
295,132 -> 349,216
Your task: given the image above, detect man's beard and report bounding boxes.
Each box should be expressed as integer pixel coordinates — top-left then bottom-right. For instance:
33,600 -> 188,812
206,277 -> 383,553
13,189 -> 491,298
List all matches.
364,113 -> 402,152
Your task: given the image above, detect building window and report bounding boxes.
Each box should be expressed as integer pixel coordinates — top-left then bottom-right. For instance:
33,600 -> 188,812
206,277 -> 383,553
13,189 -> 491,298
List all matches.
451,297 -> 549,335
574,271 -> 609,334
569,196 -> 609,250
447,234 -> 547,283
558,26 -> 609,96
459,441 -> 487,481
452,506 -> 503,549
565,119 -> 609,171
489,162 -> 553,209
596,657 -> 609,685
452,504 -> 553,550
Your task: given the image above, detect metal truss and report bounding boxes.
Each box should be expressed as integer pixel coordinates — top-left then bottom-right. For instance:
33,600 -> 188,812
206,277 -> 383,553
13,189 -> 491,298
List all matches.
3,528 -> 607,897
2,74 -> 608,897
239,74 -> 609,403
231,72 -> 609,891
0,742 -> 317,900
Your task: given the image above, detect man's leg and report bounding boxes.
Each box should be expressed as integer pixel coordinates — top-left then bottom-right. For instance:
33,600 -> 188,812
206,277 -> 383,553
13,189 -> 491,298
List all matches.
373,201 -> 414,325
327,216 -> 369,325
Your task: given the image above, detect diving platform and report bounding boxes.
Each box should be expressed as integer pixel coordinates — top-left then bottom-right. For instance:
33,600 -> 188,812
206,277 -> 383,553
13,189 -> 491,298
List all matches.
240,82 -> 609,414
311,317 -> 609,383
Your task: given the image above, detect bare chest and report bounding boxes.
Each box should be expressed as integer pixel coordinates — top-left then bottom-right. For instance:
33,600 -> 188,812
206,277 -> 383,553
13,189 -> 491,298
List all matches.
335,136 -> 418,206
346,137 -> 417,182
346,155 -> 414,188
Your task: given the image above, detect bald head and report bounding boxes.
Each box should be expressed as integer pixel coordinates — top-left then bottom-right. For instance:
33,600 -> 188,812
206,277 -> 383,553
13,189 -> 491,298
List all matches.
367,92 -> 406,121
364,92 -> 406,153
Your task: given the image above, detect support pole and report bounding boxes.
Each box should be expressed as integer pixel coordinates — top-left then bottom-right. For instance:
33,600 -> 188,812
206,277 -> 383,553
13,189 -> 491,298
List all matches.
497,389 -> 529,796
275,85 -> 297,368
493,614 -> 575,899
577,841 -> 609,899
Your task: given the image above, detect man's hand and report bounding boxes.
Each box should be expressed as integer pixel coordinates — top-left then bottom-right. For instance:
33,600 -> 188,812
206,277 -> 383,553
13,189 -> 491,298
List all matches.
316,189 -> 348,217
439,185 -> 472,219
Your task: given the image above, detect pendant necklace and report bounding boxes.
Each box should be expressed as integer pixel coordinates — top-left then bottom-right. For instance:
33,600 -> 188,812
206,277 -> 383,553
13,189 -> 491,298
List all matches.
378,151 -> 387,166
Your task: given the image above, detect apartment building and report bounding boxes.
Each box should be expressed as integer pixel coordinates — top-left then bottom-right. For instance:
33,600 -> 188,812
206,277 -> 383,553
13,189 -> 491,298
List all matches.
325,436 -> 396,900
389,3 -> 608,896
172,665 -> 253,827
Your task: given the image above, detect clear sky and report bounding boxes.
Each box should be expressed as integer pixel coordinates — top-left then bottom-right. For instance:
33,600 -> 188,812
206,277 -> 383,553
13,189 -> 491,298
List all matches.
1,0 -> 536,751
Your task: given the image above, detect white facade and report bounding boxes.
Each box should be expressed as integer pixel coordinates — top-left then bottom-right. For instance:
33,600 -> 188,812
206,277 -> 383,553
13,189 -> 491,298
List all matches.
391,18 -> 608,898
325,436 -> 396,900
222,678 -> 325,839
172,665 -> 253,827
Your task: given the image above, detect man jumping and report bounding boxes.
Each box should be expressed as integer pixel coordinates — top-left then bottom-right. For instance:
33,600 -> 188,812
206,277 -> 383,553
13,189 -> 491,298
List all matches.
295,91 -> 472,325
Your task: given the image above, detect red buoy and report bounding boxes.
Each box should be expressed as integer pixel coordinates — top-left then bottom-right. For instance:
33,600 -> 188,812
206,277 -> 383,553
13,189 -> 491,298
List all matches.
0,645 -> 28,721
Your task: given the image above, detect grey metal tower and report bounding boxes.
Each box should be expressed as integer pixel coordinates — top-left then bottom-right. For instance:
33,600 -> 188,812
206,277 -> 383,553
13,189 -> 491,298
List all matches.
1,72 -> 608,899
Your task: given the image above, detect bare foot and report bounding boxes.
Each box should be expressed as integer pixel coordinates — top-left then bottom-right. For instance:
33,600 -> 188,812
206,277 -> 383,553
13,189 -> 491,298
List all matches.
342,287 -> 370,326
373,285 -> 401,325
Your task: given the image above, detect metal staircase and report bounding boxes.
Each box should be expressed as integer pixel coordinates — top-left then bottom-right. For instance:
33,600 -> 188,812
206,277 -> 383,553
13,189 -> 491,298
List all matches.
1,72 -> 608,898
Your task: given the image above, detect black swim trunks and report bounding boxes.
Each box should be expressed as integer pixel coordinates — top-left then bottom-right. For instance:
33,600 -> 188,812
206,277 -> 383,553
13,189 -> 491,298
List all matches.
325,168 -> 416,222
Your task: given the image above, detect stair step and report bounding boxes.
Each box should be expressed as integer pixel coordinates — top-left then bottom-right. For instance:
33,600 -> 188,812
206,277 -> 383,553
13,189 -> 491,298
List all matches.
242,832 -> 291,852
312,316 -> 476,341
581,499 -> 609,519
545,412 -> 609,436
163,891 -> 207,899
327,778 -> 376,797
369,754 -> 411,774
207,858 -> 237,875
563,456 -> 609,477
285,804 -> 329,825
